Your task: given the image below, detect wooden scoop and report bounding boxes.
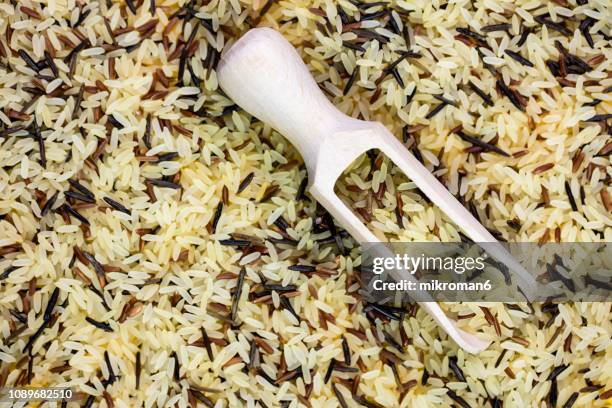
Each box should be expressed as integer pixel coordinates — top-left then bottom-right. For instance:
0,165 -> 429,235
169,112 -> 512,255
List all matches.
218,28 -> 535,353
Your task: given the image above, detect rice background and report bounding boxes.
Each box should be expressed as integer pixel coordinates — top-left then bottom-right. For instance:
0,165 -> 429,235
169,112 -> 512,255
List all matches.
0,0 -> 610,407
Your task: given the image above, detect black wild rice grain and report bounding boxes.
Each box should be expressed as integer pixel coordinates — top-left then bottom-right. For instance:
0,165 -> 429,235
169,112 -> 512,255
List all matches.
449,356 -> 466,382
549,380 -> 559,406
564,181 -> 577,211
44,51 -> 58,77
63,204 -> 90,225
221,186 -> 229,205
260,184 -> 279,202
280,296 -> 299,321
85,317 -> 113,332
337,6 -> 349,24
10,309 -> 27,324
107,114 -> 124,129
63,40 -> 88,64
73,8 -> 91,28
187,62 -> 200,87
363,303 -> 401,320
248,340 -> 259,370
476,48 -> 499,76
211,202 -> 223,233
259,0 -> 275,17
547,364 -> 569,381
585,99 -> 602,107
546,59 -> 561,77
177,49 -> 187,86
172,351 -> 180,381
554,43 -> 591,75
103,197 -> 130,214
402,126 -> 410,143
343,41 -> 366,53
434,94 -> 458,107
201,327 -> 214,360
468,81 -> 493,107
517,28 -> 531,47
157,152 -> 179,162
83,395 -> 95,408
563,392 -> 578,408
135,351 -> 141,389
388,12 -> 401,34
145,178 -> 181,189
343,69 -> 358,96
82,251 -> 105,277
144,114 -> 152,149
351,28 -> 389,44
390,68 -> 404,88
579,18 -> 595,48
496,79 -> 525,111
534,14 -> 571,36
27,352 -> 33,383
456,27 -> 487,43
288,264 -> 316,273
507,219 -> 521,231
68,53 -> 77,77
273,216 -> 288,231
68,179 -> 94,199
341,336 -> 350,365
482,23 -> 511,32
219,239 -> 251,247
384,52 -> 412,74
421,368 -> 429,384
44,287 -> 60,321
88,286 -> 111,311
231,268 -> 246,322
267,237 -> 297,246
1,125 -> 25,136
425,102 -> 447,119
33,121 -> 46,168
352,395 -> 384,408
149,0 -> 155,15
456,131 -> 509,157
296,177 -> 308,201
585,114 -> 612,122
126,0 -> 137,14
324,358 -> 336,384
447,390 -> 472,408
361,9 -> 387,20
41,192 -> 59,216
23,313 -> 54,352
18,49 -> 39,72
580,385 -> 603,393
383,331 -> 404,353
256,368 -> 275,385
332,383 -> 348,408
65,191 -> 95,204
191,389 -> 214,408
5,326 -> 27,346
104,351 -> 116,385
405,86 -> 417,107
72,85 -> 84,119
237,172 -> 254,193
505,50 -> 534,67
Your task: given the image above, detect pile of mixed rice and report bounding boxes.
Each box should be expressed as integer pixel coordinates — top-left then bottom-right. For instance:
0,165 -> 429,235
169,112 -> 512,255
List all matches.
0,0 -> 610,407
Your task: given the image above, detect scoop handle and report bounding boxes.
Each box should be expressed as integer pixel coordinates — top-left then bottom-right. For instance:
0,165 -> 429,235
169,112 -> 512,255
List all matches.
218,28 -> 358,163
